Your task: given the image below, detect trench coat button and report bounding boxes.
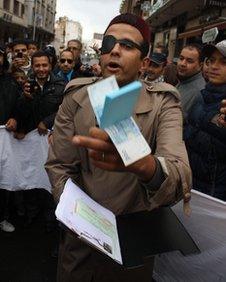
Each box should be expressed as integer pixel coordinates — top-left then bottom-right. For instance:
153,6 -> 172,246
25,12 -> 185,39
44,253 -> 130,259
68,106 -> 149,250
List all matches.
147,85 -> 154,91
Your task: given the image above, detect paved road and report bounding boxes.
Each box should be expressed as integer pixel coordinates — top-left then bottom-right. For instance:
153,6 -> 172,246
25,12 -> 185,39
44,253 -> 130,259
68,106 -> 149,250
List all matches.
0,214 -> 58,282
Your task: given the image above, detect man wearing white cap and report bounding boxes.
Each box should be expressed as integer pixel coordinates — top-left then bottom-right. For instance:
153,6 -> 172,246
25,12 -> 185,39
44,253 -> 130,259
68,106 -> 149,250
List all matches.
185,40 -> 226,201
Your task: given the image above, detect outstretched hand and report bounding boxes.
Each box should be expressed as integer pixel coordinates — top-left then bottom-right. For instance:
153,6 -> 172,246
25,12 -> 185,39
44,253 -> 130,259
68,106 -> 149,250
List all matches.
72,127 -> 156,181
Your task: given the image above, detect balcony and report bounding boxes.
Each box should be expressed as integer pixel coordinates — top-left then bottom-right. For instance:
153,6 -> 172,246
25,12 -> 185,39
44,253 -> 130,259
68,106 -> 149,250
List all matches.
148,0 -> 204,28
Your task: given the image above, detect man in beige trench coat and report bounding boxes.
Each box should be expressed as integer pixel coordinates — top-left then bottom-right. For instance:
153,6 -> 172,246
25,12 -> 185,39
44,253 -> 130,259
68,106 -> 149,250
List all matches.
46,13 -> 192,282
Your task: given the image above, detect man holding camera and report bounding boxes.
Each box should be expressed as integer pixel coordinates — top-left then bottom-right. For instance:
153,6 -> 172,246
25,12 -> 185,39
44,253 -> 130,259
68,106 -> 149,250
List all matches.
11,39 -> 31,75
18,50 -> 65,135
15,50 -> 65,228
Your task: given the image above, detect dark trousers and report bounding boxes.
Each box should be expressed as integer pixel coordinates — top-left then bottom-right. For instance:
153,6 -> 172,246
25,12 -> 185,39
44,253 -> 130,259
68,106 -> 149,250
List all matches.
57,229 -> 154,282
14,189 -> 56,229
0,189 -> 11,222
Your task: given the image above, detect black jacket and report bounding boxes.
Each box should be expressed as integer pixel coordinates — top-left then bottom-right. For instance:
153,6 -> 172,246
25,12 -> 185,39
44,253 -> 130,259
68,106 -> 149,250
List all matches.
0,73 -> 20,125
17,73 -> 65,133
185,83 -> 226,201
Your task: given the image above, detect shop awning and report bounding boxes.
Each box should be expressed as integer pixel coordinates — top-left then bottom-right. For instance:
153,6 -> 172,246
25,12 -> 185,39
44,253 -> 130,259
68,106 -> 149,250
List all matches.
178,21 -> 226,39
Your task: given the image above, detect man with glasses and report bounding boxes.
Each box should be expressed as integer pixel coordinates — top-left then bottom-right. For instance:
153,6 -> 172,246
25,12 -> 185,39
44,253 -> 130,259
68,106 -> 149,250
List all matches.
46,13 -> 191,282
56,49 -> 76,83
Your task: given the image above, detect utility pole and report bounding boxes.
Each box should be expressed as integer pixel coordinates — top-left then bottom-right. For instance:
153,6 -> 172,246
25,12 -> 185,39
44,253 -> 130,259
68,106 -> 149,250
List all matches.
32,0 -> 37,40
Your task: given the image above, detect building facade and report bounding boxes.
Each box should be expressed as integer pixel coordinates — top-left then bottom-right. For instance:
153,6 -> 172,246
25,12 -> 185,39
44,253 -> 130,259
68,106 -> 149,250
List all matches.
0,0 -> 28,44
53,16 -> 82,54
120,0 -> 226,59
26,0 -> 57,47
0,0 -> 56,47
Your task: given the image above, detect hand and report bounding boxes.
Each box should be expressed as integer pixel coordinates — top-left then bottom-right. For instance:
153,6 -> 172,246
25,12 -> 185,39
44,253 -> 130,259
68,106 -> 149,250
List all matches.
92,64 -> 102,76
72,127 -> 156,182
37,121 -> 48,135
6,118 -> 17,131
89,43 -> 100,54
23,82 -> 33,99
218,99 -> 226,128
12,57 -> 26,68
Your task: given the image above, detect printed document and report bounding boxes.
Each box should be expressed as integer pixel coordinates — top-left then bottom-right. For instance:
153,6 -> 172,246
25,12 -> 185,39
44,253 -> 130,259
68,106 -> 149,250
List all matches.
55,178 -> 122,264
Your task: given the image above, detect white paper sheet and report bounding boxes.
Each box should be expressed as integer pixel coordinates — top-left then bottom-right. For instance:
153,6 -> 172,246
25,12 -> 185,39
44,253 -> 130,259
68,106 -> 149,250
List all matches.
0,128 -> 51,192
55,178 -> 122,264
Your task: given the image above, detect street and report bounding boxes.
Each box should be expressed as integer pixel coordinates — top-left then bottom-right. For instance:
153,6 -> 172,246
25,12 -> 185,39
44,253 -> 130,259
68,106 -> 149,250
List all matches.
0,213 -> 58,282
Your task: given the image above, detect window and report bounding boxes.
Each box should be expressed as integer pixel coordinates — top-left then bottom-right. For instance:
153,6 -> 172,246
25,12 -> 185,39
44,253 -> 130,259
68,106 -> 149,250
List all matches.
13,0 -> 19,16
3,0 -> 10,11
21,4 -> 25,17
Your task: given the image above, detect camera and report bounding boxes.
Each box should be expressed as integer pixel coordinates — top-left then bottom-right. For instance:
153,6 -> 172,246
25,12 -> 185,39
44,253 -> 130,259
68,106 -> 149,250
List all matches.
17,52 -> 23,58
28,78 -> 38,96
83,63 -> 92,72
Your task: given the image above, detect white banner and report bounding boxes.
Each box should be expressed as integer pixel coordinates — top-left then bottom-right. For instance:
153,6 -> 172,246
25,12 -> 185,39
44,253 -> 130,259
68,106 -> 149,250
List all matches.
154,190 -> 226,281
0,128 -> 51,192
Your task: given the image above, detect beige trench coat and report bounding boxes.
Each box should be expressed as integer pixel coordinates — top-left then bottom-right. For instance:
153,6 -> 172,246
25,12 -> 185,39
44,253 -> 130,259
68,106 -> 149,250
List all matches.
46,78 -> 191,214
45,78 -> 192,282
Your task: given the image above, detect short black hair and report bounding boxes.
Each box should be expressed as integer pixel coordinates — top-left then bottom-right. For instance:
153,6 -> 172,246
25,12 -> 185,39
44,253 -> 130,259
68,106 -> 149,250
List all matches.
67,39 -> 82,50
26,39 -> 38,47
60,48 -> 75,59
12,39 -> 28,49
182,43 -> 204,62
31,50 -> 51,65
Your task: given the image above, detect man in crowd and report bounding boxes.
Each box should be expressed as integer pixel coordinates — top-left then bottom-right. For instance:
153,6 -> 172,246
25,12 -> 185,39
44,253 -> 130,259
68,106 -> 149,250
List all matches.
27,40 -> 39,58
154,43 -> 178,86
55,49 -> 76,83
11,39 -> 31,75
67,39 -> 83,75
177,43 -> 206,120
0,46 -> 20,232
145,52 -> 167,83
185,40 -> 226,200
46,13 -> 191,282
19,50 -> 65,135
16,50 -> 65,227
67,39 -> 96,77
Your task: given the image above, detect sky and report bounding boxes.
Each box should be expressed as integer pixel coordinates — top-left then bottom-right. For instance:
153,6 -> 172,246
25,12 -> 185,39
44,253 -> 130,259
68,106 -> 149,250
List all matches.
56,0 -> 122,42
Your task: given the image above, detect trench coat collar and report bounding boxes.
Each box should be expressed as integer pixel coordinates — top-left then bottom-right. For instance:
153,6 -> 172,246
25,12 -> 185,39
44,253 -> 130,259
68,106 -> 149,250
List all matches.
71,78 -> 154,114
134,82 -> 153,114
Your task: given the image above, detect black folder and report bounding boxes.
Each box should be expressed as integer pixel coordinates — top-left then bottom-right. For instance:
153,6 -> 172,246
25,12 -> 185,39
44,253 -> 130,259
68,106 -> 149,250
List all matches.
116,207 -> 200,268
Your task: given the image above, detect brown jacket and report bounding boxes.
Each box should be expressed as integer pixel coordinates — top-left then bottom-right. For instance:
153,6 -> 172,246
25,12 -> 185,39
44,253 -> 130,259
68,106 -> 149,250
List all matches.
45,78 -> 191,215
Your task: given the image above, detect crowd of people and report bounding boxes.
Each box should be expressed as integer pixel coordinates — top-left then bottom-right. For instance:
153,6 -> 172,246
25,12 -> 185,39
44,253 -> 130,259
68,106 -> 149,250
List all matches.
0,12 -> 226,282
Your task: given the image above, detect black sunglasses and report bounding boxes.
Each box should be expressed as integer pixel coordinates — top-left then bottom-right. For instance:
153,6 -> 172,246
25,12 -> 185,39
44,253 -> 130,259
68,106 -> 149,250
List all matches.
60,58 -> 73,64
100,35 -> 144,54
